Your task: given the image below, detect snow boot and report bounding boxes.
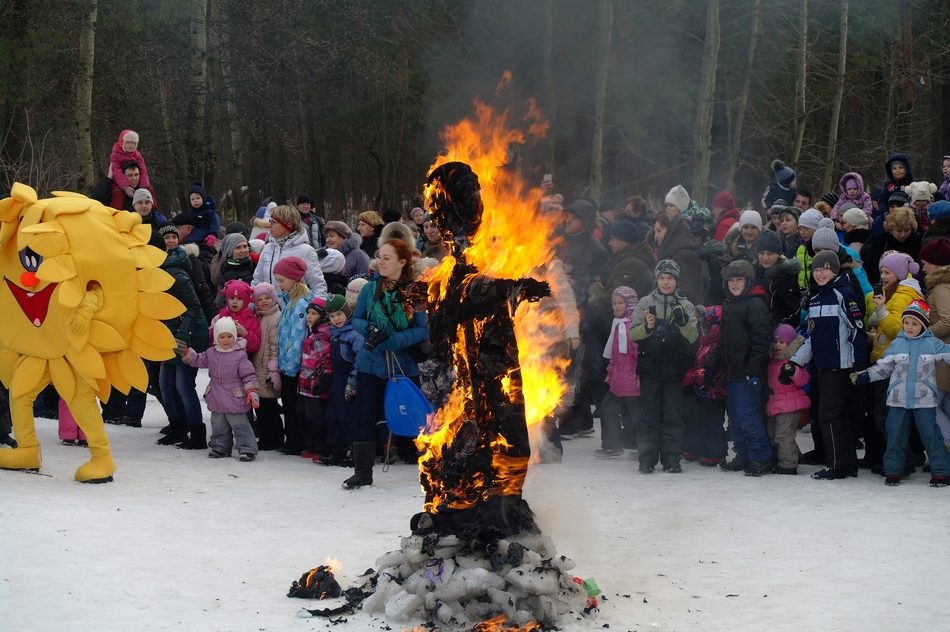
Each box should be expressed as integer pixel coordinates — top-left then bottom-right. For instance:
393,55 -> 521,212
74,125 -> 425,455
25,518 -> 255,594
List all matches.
743,461 -> 772,477
929,475 -> 949,488
342,441 -> 375,489
719,457 -> 750,472
884,475 -> 901,487
177,424 -> 208,450
157,418 -> 187,446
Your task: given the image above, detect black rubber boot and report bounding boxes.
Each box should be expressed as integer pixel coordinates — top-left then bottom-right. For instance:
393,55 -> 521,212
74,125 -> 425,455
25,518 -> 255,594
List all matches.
177,424 -> 208,450
157,418 -> 187,446
342,442 -> 375,489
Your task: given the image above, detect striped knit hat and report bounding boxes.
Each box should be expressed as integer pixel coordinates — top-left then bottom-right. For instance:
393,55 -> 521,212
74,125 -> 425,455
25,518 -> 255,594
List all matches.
902,300 -> 930,330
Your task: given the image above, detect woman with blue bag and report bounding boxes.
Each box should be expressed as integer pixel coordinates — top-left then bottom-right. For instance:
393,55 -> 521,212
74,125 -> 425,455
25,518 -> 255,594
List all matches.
344,238 -> 429,489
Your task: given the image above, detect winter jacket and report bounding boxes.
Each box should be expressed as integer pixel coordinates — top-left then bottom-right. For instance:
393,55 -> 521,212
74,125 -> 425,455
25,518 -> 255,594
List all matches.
277,291 -> 314,377
655,214 -> 703,306
755,257 -> 803,328
209,306 -> 261,354
630,289 -> 698,381
926,265 -> 950,391
160,247 -> 210,365
183,199 -> 221,246
839,248 -> 873,299
297,211 -> 325,249
766,335 -> 810,416
360,232 -> 379,259
762,181 -> 797,212
843,227 -> 870,254
252,302 -> 281,399
299,323 -> 332,399
184,346 -> 258,414
606,241 -> 654,302
794,241 -> 815,290
883,153 -> 915,195
422,238 -> 449,262
558,228 -> 610,328
707,284 -> 770,382
604,318 -> 639,397
338,233 -> 371,277
791,274 -> 867,370
860,231 -> 922,286
867,330 -> 950,409
714,207 -> 742,243
697,238 -> 730,306
865,278 -> 924,363
939,156 -> 950,202
110,144 -> 151,191
210,253 -> 256,303
109,182 -> 157,213
181,243 -> 219,323
832,172 -> 873,219
352,278 -> 429,379
690,306 -> 727,400
323,271 -> 347,296
331,322 -> 363,381
252,229 -> 328,296
723,224 -> 758,265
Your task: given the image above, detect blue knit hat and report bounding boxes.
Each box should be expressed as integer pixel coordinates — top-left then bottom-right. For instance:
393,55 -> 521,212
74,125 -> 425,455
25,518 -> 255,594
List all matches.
772,160 -> 796,188
929,200 -> 950,221
188,180 -> 207,203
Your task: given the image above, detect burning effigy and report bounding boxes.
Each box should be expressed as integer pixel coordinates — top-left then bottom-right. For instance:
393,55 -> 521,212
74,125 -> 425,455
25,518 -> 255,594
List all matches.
294,101 -> 595,630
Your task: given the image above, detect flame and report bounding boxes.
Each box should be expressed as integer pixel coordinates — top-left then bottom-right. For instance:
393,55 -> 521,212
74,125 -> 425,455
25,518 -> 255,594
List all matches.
402,614 -> 540,632
417,93 -> 570,513
323,557 -> 342,574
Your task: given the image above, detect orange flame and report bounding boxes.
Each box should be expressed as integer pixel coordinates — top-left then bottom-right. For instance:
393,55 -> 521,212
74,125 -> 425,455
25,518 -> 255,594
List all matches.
418,94 -> 570,512
323,557 -> 342,574
402,614 -> 540,632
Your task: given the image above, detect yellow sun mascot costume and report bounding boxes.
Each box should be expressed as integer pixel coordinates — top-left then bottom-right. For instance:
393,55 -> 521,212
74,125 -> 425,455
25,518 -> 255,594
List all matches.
0,183 -> 184,483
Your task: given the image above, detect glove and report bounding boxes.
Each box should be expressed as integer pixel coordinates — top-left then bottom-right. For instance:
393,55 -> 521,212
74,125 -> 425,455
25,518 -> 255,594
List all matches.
588,279 -> 607,307
345,376 -> 357,401
849,371 -> 870,385
746,376 -> 760,391
68,305 -> 95,335
181,347 -> 196,363
246,389 -> 260,409
778,362 -> 797,385
267,360 -> 281,391
670,302 -> 689,327
204,234 -> 217,248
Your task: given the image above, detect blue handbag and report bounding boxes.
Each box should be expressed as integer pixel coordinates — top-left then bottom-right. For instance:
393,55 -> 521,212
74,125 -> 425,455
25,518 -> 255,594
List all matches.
384,352 -> 432,437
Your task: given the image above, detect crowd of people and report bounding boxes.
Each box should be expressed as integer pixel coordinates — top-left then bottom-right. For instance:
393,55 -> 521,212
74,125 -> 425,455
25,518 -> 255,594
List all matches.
5,130 -> 950,490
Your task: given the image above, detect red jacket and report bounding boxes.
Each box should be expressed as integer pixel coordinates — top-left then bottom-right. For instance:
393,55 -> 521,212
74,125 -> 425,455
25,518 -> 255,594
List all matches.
714,207 -> 741,242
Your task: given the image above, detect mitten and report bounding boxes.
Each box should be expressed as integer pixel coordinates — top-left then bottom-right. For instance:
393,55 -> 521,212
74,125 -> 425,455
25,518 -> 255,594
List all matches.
204,234 -> 217,248
849,371 -> 869,385
246,389 -> 260,409
267,360 -> 281,391
670,302 -> 689,327
181,347 -> 196,363
345,376 -> 357,401
67,284 -> 103,335
746,376 -> 760,391
587,279 -> 608,308
778,361 -> 797,385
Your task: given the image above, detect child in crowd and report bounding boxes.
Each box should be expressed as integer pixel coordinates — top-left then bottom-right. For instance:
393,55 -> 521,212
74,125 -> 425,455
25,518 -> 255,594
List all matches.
58,399 -> 86,447
684,306 -> 728,466
324,294 -> 363,466
762,159 -> 797,211
938,156 -> 950,201
787,250 -> 868,480
794,208 -> 824,290
883,153 -> 915,196
854,300 -> 950,487
706,261 -> 772,476
183,181 -> 221,247
725,211 -> 762,264
596,286 -> 639,458
630,259 -> 698,473
770,324 -> 809,475
210,280 -> 261,354
346,277 -> 369,314
298,296 -> 333,461
274,256 -> 316,455
904,181 -> 937,233
831,172 -> 873,219
109,130 -> 151,198
183,317 -> 260,462
251,283 -> 283,450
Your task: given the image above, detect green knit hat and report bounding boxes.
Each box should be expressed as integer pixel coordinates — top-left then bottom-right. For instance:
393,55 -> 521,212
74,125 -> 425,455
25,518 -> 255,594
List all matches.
325,294 -> 347,314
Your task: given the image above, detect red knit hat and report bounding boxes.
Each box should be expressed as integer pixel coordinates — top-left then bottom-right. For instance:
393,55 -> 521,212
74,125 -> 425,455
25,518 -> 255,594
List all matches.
920,237 -> 950,268
712,191 -> 735,209
272,256 -> 307,282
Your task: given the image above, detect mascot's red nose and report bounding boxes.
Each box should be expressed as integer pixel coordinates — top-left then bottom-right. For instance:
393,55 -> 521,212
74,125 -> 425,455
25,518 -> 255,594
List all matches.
20,271 -> 39,288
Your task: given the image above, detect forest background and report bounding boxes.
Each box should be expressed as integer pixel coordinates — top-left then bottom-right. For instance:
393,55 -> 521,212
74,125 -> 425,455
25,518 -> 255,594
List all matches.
2,0 -> 950,223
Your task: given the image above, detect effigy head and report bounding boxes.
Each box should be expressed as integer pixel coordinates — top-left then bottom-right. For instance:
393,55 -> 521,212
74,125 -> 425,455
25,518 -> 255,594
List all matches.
426,161 -> 483,240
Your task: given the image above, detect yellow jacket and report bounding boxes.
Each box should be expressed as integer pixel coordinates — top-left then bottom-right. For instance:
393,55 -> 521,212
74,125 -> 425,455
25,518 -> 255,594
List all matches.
867,279 -> 923,363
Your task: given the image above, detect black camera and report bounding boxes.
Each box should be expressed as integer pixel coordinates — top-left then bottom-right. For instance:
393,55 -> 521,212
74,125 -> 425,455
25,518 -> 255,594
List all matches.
364,324 -> 388,351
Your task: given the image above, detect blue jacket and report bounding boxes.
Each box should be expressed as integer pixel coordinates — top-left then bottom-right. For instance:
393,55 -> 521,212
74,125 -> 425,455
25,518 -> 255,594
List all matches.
184,198 -> 220,245
352,278 -> 428,379
868,329 -> 950,409
791,274 -> 867,370
330,322 -> 364,381
276,290 -> 314,376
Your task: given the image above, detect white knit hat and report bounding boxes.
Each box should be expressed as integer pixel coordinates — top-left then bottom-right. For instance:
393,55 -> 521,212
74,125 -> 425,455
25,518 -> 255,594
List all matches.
213,316 -> 237,342
739,210 -> 763,230
665,185 -> 690,213
798,209 -> 824,230
841,207 -> 870,228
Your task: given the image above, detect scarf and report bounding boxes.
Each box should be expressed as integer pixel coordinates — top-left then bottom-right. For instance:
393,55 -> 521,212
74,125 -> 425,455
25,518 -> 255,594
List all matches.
368,280 -> 412,336
603,317 -> 630,359
274,230 -> 298,248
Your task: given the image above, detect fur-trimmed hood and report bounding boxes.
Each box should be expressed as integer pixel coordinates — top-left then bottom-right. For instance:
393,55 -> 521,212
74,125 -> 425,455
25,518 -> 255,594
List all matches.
926,265 -> 950,291
338,232 -> 363,256
763,256 -> 801,283
774,333 -> 805,361
181,243 -> 200,258
837,172 -> 866,195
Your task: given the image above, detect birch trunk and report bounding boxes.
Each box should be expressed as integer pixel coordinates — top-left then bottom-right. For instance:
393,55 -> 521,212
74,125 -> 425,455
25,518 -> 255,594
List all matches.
74,0 -> 98,192
822,0 -> 849,193
588,0 -> 613,204
542,0 -> 557,174
790,0 -> 808,167
691,0 -> 720,206
725,0 -> 760,192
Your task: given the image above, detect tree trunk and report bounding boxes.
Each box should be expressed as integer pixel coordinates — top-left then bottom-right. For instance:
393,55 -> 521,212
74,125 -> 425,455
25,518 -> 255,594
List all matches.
725,0 -> 760,193
790,0 -> 808,167
691,0 -> 720,207
190,0 -> 209,178
822,0 -> 849,193
73,0 -> 98,193
210,0 -> 243,217
541,0 -> 557,174
588,0 -> 613,204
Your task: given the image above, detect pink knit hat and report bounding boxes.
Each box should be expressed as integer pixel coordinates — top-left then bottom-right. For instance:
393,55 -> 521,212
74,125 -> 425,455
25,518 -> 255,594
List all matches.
879,251 -> 919,281
273,256 -> 307,282
773,324 -> 797,345
251,283 -> 279,304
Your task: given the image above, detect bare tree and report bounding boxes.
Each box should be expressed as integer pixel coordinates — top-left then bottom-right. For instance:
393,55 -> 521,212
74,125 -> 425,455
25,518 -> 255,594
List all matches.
542,0 -> 557,174
822,0 -> 849,193
791,0 -> 808,167
73,0 -> 98,192
692,0 -> 720,206
588,0 -> 613,204
725,0 -> 760,193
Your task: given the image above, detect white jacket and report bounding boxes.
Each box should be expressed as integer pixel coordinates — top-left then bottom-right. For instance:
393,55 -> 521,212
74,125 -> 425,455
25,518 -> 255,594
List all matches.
252,230 -> 327,296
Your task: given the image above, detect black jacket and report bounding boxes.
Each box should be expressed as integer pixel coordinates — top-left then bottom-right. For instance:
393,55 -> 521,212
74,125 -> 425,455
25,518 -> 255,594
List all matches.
707,285 -> 770,381
160,247 -> 210,365
755,258 -> 803,328
860,231 -> 922,285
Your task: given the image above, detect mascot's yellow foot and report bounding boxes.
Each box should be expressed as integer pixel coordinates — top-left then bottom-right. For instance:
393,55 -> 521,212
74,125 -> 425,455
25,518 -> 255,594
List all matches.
0,445 -> 41,471
75,453 -> 116,483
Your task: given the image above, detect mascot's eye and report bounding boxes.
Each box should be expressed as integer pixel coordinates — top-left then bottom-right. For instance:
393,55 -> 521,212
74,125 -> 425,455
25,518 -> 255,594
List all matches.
19,247 -> 42,272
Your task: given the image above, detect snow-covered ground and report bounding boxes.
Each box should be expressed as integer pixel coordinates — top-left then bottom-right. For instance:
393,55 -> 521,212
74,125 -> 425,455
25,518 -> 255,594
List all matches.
3,381 -> 950,632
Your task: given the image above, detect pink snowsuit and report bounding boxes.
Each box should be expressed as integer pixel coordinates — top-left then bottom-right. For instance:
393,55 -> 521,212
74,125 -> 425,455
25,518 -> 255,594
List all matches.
110,130 -> 151,191
58,399 -> 86,442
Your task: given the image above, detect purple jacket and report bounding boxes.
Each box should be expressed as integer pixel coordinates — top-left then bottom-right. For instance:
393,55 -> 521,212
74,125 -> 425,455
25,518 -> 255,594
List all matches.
605,319 -> 639,397
184,346 -> 258,414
